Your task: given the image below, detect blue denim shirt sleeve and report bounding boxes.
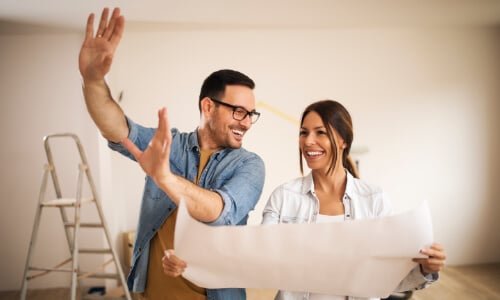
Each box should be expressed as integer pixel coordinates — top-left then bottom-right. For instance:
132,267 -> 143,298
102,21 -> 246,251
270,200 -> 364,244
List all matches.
207,151 -> 265,226
108,116 -> 156,160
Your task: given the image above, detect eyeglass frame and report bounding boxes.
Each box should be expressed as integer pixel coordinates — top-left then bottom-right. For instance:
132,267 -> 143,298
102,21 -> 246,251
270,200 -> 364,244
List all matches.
209,97 -> 261,124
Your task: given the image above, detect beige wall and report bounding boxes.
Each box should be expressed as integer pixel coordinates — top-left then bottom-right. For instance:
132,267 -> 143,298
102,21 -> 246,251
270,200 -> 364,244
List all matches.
1,23 -> 499,291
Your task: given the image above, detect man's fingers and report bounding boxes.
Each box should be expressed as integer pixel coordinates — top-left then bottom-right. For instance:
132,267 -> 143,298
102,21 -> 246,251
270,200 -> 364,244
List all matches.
109,14 -> 125,46
153,107 -> 170,152
160,108 -> 172,150
122,138 -> 142,160
102,7 -> 120,40
96,7 -> 110,37
102,7 -> 122,41
163,268 -> 183,277
156,107 -> 167,137
164,108 -> 172,147
84,13 -> 95,42
163,250 -> 187,267
149,133 -> 165,152
103,7 -> 124,44
162,250 -> 187,277
163,249 -> 174,261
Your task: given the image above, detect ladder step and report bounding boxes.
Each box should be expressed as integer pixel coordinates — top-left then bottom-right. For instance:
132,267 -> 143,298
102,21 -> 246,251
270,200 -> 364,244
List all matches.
65,222 -> 104,228
29,266 -> 73,273
82,273 -> 120,279
41,197 -> 95,207
80,248 -> 112,254
28,267 -> 119,279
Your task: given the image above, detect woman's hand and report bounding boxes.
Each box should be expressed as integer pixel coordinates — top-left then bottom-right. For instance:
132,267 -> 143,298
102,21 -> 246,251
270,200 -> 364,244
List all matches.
413,243 -> 446,275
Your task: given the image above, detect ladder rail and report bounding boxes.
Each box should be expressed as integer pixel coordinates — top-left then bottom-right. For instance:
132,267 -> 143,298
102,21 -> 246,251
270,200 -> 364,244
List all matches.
70,162 -> 86,300
44,133 -> 79,254
19,166 -> 51,300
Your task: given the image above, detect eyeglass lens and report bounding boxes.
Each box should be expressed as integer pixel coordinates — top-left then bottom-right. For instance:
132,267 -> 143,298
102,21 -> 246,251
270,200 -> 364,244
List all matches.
233,108 -> 259,123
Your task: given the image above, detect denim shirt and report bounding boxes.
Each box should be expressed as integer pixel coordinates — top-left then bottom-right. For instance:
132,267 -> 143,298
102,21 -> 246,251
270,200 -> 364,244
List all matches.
109,117 -> 265,300
262,171 -> 437,300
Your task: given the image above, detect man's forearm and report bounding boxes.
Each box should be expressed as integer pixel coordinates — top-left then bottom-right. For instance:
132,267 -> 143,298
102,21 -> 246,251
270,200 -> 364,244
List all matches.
160,174 -> 224,223
82,79 -> 128,143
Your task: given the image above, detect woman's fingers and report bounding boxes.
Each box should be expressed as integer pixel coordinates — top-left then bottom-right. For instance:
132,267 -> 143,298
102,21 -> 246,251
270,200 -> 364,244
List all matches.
413,243 -> 447,275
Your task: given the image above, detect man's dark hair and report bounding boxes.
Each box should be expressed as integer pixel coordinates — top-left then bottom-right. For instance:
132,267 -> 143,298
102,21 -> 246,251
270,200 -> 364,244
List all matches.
198,69 -> 255,112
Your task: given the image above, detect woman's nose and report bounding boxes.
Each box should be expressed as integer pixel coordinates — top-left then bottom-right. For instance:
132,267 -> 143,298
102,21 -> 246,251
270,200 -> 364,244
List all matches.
304,134 -> 315,146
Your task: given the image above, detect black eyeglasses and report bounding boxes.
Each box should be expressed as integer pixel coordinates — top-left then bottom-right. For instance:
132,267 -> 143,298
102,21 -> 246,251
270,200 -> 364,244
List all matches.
210,98 -> 261,124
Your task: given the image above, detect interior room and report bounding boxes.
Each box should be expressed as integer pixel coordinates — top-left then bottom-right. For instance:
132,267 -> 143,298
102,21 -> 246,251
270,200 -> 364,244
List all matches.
1,1 -> 499,299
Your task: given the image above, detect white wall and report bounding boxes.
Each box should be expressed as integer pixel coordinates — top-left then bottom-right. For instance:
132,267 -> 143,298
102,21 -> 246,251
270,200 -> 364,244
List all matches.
1,23 -> 499,291
0,32 -> 112,290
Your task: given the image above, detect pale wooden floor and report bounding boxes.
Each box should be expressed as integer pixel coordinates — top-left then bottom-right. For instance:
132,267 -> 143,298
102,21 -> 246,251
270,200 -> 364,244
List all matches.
409,263 -> 500,300
3,263 -> 499,300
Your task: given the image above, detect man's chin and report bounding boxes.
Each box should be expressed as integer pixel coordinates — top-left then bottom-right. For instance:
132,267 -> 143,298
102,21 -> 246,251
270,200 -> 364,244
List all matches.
229,140 -> 243,149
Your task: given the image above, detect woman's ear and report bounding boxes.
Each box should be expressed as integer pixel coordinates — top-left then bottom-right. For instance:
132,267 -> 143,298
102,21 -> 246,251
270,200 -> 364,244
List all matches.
337,138 -> 348,150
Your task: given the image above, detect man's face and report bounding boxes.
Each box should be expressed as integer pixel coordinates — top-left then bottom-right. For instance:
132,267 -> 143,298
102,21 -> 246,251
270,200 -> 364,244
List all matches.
206,85 -> 256,150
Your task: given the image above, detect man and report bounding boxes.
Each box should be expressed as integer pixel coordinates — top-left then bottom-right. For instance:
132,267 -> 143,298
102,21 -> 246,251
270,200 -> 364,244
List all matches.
79,7 -> 265,300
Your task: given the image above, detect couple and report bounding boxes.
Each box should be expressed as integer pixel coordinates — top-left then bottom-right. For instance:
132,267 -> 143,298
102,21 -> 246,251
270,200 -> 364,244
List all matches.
79,7 -> 446,300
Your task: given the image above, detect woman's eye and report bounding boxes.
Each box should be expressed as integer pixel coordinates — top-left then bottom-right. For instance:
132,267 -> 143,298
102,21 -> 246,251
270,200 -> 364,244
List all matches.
299,131 -> 307,136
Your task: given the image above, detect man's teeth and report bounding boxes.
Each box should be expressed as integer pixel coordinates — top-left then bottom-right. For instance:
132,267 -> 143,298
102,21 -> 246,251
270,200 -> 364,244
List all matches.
307,151 -> 323,156
232,129 -> 244,136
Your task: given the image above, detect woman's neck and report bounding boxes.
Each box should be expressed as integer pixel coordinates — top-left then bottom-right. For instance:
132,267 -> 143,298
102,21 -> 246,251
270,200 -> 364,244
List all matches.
312,166 -> 348,215
312,166 -> 347,198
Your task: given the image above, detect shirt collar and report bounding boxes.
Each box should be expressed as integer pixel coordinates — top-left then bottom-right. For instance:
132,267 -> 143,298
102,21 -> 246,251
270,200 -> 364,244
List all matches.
302,172 -> 315,195
188,128 -> 200,151
344,170 -> 355,200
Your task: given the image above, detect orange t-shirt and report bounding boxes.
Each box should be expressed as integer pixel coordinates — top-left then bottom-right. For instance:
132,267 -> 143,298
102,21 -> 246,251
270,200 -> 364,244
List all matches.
143,149 -> 214,300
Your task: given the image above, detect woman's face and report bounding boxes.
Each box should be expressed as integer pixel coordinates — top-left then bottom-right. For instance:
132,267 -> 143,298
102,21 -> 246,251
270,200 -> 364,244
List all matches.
299,111 -> 345,172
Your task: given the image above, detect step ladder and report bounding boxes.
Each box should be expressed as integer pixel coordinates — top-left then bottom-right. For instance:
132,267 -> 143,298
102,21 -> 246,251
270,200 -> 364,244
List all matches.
20,133 -> 132,300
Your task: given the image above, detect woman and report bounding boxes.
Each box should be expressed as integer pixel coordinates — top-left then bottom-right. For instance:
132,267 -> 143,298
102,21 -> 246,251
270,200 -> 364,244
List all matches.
262,100 -> 446,300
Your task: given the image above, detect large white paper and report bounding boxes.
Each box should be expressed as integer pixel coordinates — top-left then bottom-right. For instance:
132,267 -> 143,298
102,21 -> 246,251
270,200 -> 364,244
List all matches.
174,201 -> 433,298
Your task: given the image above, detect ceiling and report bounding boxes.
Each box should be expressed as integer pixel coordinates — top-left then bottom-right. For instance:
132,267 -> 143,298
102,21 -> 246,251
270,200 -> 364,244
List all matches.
1,0 -> 500,33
